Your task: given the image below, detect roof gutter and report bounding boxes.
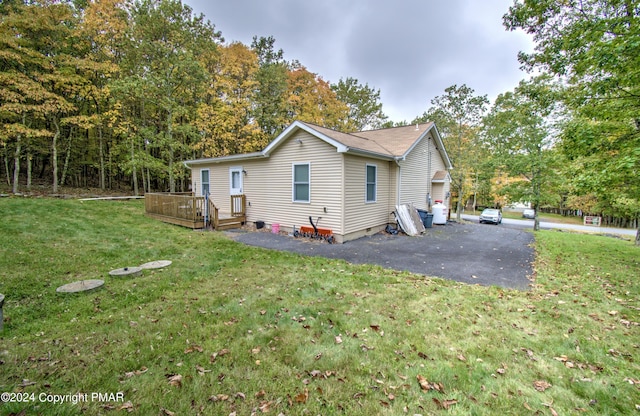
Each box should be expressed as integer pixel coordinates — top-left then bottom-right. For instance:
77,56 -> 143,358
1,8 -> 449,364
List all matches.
342,147 -> 396,161
183,152 -> 266,168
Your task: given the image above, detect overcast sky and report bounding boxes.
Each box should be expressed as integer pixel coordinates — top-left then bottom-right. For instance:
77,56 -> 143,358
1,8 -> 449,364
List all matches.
184,0 -> 534,123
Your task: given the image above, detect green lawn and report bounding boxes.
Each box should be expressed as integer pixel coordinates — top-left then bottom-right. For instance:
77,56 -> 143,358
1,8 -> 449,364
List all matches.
500,211 -> 584,225
0,198 -> 638,415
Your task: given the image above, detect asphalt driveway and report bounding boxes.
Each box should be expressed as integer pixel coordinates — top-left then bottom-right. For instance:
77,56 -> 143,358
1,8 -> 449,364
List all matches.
227,221 -> 535,290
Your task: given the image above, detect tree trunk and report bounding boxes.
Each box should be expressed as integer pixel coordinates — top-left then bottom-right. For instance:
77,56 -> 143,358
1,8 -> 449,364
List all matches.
52,118 -> 60,193
456,175 -> 463,222
635,225 -> 639,246
167,111 -> 175,193
99,125 -> 105,190
60,128 -> 73,187
4,150 -> 11,186
26,151 -> 32,191
12,135 -> 21,194
130,135 -> 138,196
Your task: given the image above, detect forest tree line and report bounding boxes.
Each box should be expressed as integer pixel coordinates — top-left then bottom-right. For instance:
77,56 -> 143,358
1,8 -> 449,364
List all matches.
1,0 -> 639,238
0,0 -> 389,195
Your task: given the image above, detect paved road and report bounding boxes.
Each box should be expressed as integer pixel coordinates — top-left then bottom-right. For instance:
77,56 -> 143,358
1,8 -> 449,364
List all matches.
460,214 -> 637,236
228,221 -> 535,291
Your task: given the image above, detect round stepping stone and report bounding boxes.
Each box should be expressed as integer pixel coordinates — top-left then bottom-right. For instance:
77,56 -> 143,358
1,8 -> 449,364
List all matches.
56,279 -> 104,293
108,266 -> 142,277
139,260 -> 172,270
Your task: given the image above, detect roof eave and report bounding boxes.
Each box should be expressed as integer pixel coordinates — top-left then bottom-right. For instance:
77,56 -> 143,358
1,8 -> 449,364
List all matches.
183,152 -> 266,168
344,147 -> 395,161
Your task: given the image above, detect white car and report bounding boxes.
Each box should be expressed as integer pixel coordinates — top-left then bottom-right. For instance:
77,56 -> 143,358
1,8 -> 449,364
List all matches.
479,208 -> 502,224
522,209 -> 535,219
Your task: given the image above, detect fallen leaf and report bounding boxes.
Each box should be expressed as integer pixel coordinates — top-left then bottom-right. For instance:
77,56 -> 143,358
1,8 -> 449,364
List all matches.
208,394 -> 230,402
124,366 -> 148,378
433,398 -> 458,409
184,345 -> 203,354
210,348 -> 230,363
335,335 -> 343,344
160,408 -> 175,416
588,313 -> 603,322
251,347 -> 261,354
119,401 -> 134,412
457,354 -> 466,362
196,365 -> 210,376
314,352 -> 323,360
370,324 -> 380,332
522,348 -> 537,361
258,401 -> 271,412
624,377 -> 640,385
533,380 -> 552,392
167,374 -> 182,388
255,390 -> 266,398
235,392 -> 246,400
417,375 -> 444,393
294,388 -> 309,403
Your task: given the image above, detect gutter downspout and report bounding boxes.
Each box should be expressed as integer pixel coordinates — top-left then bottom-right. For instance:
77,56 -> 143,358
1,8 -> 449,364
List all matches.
394,156 -> 404,207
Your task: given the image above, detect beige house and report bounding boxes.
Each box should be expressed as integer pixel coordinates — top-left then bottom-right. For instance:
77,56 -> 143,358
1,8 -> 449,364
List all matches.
183,121 -> 452,243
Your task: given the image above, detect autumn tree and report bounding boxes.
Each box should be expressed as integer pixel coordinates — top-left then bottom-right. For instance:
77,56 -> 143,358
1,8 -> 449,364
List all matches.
483,76 -> 563,231
415,84 -> 489,220
0,0 -> 85,194
286,65 -> 349,131
504,0 -> 640,242
194,42 -> 265,157
113,0 -> 221,193
331,77 -> 388,131
77,0 -> 128,190
251,36 -> 290,139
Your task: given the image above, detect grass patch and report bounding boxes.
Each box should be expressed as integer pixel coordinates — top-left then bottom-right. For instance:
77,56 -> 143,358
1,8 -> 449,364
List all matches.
499,211 -> 584,225
0,198 -> 638,415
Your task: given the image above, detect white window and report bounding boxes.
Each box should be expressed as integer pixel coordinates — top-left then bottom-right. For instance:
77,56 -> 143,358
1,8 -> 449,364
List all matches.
293,163 -> 310,203
366,164 -> 377,203
201,169 -> 210,196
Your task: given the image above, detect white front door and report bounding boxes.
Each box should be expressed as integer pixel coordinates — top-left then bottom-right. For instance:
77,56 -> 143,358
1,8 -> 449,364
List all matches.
230,167 -> 243,195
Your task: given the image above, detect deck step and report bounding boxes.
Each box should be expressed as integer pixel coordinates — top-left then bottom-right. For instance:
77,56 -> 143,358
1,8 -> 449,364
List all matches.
216,216 -> 245,230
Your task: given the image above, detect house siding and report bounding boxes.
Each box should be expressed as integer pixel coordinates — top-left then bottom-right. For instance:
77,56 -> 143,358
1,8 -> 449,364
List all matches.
343,155 -> 392,236
186,122 -> 451,243
192,130 -> 345,236
397,132 -> 450,210
398,135 -> 430,210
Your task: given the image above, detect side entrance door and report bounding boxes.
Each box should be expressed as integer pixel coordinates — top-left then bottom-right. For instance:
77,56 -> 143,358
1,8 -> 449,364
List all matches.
230,167 -> 243,195
229,167 -> 243,214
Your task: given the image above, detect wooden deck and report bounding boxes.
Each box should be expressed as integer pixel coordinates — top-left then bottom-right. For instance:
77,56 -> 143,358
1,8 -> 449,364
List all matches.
144,193 -> 246,230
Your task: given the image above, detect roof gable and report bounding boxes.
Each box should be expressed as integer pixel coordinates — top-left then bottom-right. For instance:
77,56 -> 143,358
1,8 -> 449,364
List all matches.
184,120 -> 452,168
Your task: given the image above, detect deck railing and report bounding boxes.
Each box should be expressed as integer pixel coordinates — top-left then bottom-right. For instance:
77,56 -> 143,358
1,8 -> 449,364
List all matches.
231,194 -> 246,217
144,192 -> 206,228
144,193 -> 245,229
